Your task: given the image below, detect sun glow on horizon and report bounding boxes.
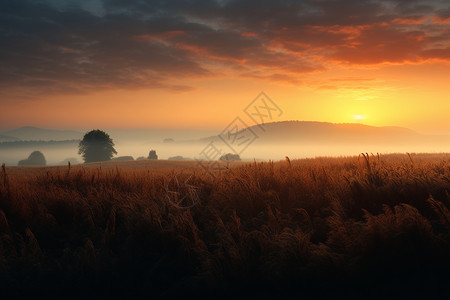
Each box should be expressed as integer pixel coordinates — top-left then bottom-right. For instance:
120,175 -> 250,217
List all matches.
353,114 -> 365,121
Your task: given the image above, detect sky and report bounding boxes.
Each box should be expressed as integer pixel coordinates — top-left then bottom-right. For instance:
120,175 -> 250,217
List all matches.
1,0 -> 450,133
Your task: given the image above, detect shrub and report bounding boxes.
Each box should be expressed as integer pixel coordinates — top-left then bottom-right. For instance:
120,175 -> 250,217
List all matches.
168,155 -> 184,160
18,150 -> 46,165
112,156 -> 134,161
148,150 -> 158,159
219,153 -> 241,161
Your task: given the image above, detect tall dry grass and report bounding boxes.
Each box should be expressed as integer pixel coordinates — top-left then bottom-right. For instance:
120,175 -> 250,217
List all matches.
0,154 -> 450,298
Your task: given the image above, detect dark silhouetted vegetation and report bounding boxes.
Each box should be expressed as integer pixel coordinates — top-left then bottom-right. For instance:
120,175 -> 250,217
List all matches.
1,153 -> 450,298
168,155 -> 186,160
112,156 -> 134,161
148,150 -> 158,159
219,153 -> 241,161
17,150 -> 46,165
78,130 -> 117,163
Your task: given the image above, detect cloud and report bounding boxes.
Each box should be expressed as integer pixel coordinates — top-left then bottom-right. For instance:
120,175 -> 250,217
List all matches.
1,0 -> 450,99
392,16 -> 428,24
0,0 -> 210,98
313,76 -> 383,91
329,24 -> 428,64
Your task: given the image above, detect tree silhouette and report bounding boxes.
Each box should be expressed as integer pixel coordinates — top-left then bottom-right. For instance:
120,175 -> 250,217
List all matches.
148,150 -> 158,159
78,130 -> 117,163
18,150 -> 46,165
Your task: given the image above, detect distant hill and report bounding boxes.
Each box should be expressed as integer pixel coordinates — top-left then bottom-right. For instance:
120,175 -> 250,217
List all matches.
200,121 -> 448,146
246,121 -> 421,144
0,134 -> 20,142
2,126 -> 82,141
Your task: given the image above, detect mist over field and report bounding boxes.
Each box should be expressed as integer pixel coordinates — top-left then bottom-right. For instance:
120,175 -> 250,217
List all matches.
0,128 -> 216,165
2,122 -> 450,166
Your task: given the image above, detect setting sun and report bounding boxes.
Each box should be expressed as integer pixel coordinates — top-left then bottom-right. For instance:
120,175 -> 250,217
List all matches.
353,114 -> 365,121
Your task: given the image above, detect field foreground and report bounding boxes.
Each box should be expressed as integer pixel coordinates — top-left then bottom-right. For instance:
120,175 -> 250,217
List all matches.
1,154 -> 450,298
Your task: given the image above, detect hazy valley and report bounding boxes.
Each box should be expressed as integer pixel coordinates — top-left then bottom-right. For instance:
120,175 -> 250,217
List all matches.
2,121 -> 450,166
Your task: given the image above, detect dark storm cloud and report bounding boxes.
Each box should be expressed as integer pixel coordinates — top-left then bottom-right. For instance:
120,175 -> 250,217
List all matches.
0,0 -> 210,98
0,0 -> 449,98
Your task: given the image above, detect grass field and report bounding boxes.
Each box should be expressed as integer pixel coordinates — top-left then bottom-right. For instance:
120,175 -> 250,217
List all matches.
1,153 -> 450,298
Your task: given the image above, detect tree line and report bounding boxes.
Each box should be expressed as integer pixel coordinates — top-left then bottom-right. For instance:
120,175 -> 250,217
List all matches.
16,129 -> 240,165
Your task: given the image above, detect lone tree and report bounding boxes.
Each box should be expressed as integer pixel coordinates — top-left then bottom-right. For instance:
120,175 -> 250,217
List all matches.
148,150 -> 158,159
78,130 -> 117,163
18,150 -> 46,166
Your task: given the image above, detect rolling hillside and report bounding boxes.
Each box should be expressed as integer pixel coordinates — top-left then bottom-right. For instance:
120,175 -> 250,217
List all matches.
200,121 -> 447,146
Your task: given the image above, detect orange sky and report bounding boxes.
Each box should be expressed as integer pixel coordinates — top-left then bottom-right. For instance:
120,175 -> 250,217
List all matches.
1,0 -> 450,134
3,61 -> 449,134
